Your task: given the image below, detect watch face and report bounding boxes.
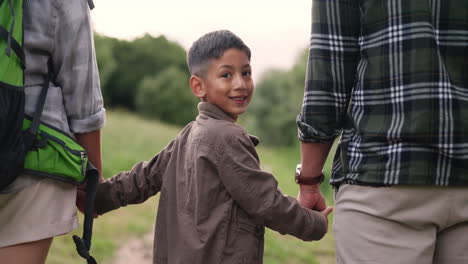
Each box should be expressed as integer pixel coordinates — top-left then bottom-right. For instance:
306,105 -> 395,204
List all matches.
295,163 -> 324,185
295,164 -> 302,183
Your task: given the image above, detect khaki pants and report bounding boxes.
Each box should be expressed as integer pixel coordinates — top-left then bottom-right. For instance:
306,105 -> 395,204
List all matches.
334,184 -> 468,264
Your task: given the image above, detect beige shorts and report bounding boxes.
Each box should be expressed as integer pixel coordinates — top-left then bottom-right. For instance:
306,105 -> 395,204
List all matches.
0,176 -> 78,248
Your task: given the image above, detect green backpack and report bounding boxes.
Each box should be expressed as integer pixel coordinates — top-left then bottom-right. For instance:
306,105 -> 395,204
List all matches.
0,0 -> 98,263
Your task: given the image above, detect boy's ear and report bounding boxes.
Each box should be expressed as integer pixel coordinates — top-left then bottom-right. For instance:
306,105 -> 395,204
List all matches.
190,75 -> 206,99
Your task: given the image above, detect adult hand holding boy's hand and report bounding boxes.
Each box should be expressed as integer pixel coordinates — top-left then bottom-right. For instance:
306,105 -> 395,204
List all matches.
76,182 -> 101,218
76,187 -> 86,214
297,184 -> 327,211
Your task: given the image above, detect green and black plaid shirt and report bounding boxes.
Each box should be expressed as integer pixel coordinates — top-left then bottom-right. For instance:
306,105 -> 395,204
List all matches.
297,0 -> 468,186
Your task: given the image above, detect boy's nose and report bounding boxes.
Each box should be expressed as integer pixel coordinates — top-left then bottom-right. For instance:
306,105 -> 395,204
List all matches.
233,75 -> 247,90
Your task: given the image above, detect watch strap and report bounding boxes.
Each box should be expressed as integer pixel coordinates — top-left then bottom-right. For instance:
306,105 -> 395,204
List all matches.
296,173 -> 324,185
295,164 -> 324,185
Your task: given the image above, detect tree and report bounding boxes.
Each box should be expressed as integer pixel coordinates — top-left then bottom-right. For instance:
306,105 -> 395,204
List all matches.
135,67 -> 198,126
244,49 -> 308,146
104,34 -> 188,110
94,33 -> 118,104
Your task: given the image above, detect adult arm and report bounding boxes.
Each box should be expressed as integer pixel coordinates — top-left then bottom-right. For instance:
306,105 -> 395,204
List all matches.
50,1 -> 105,175
296,0 -> 360,209
297,141 -> 332,211
75,130 -> 103,214
75,130 -> 102,177
51,1 -> 106,213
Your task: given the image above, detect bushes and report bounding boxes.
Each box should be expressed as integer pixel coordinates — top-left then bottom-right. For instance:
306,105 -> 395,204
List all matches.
135,67 -> 198,126
244,49 -> 308,147
95,33 -> 195,126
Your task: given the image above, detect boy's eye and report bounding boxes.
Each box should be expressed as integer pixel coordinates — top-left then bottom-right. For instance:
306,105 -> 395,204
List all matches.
221,73 -> 232,78
242,71 -> 252,77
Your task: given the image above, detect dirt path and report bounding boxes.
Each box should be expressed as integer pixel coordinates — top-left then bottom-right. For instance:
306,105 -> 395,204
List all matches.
110,231 -> 336,264
111,232 -> 153,264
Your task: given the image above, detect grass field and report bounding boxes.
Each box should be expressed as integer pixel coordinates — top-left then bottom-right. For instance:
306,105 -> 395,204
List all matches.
47,110 -> 336,264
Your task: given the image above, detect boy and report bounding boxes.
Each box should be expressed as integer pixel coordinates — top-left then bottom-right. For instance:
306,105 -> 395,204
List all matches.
94,30 -> 332,264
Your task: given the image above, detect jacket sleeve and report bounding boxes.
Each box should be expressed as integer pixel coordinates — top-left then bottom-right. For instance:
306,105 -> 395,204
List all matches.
216,131 -> 327,241
297,0 -> 360,143
94,140 -> 175,214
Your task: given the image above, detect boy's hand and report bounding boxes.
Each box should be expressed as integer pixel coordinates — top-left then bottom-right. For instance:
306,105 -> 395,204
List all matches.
76,184 -> 100,218
297,184 -> 327,211
303,206 -> 334,242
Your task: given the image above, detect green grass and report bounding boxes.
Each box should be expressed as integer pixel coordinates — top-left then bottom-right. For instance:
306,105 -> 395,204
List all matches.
47,110 -> 336,264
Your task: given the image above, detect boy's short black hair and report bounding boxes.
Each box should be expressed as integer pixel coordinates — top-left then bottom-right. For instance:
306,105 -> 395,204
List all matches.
187,30 -> 251,77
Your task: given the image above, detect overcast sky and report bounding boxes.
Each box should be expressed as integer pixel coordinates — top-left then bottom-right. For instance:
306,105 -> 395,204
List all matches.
91,0 -> 311,80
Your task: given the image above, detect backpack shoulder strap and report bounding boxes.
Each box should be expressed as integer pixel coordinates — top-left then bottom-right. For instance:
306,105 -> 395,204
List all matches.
0,27 -> 25,66
0,0 -> 25,68
23,59 -> 52,149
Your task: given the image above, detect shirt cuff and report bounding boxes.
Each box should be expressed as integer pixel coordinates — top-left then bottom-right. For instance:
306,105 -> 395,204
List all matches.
296,118 -> 337,143
69,108 -> 106,134
304,209 -> 328,241
94,181 -> 119,215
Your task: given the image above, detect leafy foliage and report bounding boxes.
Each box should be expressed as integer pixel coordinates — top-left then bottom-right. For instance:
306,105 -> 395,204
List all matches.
95,33 -> 188,110
94,33 -> 194,125
94,34 -> 118,104
135,67 -> 198,126
245,49 -> 308,146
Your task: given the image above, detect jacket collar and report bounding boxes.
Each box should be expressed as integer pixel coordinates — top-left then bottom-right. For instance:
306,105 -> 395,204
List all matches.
197,102 -> 260,146
197,102 -> 236,123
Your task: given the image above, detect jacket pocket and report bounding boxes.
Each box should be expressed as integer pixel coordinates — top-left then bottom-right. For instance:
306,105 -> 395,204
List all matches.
223,208 -> 264,263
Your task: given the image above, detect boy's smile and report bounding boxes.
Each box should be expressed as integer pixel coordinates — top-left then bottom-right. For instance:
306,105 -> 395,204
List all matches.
191,48 -> 254,121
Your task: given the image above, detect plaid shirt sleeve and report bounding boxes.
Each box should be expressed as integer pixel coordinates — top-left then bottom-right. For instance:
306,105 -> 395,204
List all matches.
297,0 -> 360,143
53,0 -> 105,134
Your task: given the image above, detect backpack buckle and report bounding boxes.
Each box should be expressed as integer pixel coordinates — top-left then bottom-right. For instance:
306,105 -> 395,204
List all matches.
33,138 -> 47,149
23,130 -> 47,151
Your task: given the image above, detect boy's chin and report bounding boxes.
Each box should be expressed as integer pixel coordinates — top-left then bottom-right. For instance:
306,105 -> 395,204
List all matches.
232,109 -> 248,119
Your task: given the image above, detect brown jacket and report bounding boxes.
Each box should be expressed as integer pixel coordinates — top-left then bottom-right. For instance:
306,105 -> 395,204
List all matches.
95,102 -> 327,264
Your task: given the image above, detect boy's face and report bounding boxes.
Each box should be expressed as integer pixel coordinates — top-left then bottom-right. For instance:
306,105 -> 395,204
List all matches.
190,48 -> 254,121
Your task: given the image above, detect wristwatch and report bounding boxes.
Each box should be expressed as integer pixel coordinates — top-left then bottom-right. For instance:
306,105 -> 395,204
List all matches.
295,164 -> 324,185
